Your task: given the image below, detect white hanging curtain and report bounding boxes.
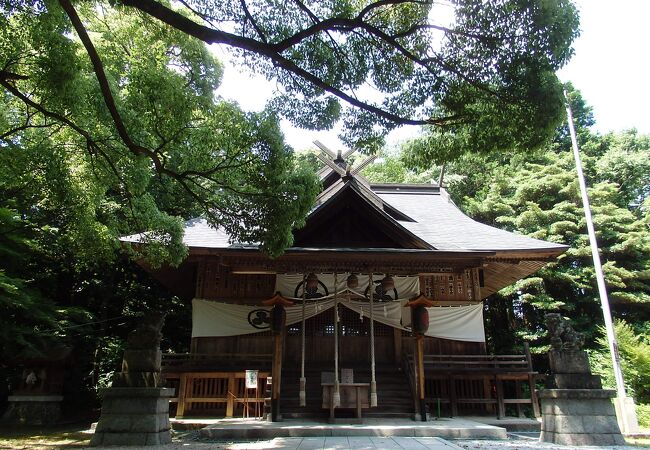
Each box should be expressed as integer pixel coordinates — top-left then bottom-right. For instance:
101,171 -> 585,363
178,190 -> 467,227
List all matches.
274,273 -> 420,301
191,298 -> 485,342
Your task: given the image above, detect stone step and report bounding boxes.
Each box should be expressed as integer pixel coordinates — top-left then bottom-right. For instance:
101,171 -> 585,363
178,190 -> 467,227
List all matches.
198,417 -> 509,440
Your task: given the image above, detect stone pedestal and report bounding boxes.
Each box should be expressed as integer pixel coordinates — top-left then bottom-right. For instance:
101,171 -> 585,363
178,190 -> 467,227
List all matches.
540,349 -> 625,446
539,389 -> 625,446
90,387 -> 175,446
1,395 -> 63,425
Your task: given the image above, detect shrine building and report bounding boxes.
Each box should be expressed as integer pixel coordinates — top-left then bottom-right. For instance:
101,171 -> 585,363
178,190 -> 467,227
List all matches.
122,144 -> 567,422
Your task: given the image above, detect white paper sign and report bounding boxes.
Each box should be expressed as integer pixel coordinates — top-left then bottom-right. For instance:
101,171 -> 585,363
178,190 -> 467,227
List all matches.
245,370 -> 258,389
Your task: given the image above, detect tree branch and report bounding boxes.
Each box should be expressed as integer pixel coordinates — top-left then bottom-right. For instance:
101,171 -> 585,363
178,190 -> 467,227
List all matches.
0,70 -> 29,81
0,76 -> 97,144
122,0 -> 461,126
239,0 -> 268,43
57,0 -> 161,158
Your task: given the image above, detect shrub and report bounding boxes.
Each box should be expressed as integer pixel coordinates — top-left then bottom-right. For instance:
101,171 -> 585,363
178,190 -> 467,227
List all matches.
637,403 -> 650,429
591,320 -> 650,404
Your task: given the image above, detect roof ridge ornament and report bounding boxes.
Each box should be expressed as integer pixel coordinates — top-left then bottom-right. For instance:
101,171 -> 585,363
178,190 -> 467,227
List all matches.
313,140 -> 375,180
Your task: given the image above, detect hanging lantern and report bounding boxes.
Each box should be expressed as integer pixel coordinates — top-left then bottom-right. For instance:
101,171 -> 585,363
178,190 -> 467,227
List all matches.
306,273 -> 319,290
347,273 -> 359,289
270,304 -> 286,334
406,294 -> 434,335
412,305 -> 429,335
381,275 -> 395,292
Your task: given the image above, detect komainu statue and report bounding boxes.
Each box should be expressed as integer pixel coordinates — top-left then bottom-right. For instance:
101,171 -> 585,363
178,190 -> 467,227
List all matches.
545,313 -> 584,352
91,311 -> 173,446
123,312 -> 165,365
539,315 -> 626,444
113,312 -> 166,387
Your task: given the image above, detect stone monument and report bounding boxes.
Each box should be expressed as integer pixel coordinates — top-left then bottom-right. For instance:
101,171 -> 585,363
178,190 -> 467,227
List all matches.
91,312 -> 175,446
539,313 -> 625,446
1,345 -> 71,425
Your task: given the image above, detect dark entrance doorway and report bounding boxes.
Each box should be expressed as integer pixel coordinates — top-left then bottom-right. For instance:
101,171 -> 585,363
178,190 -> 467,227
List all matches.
284,306 -> 395,366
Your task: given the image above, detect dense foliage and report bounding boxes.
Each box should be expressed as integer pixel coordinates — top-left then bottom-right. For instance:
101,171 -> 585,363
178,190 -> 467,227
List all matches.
0,0 -> 580,415
365,90 -> 650,406
139,0 -> 578,153
591,320 -> 650,405
1,1 -> 319,262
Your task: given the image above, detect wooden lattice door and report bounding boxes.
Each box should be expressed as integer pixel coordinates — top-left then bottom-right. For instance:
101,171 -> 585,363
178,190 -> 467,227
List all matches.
284,305 -> 395,365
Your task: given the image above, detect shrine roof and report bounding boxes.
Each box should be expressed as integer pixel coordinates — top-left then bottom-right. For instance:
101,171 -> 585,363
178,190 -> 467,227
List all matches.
371,184 -> 568,253
120,144 -> 569,299
121,182 -> 567,256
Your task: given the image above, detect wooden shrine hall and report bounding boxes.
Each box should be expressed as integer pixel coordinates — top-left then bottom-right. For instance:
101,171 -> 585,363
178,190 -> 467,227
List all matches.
122,143 -> 567,422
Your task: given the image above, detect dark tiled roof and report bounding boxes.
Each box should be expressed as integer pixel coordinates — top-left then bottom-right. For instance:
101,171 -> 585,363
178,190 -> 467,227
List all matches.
121,182 -> 567,255
121,217 -> 232,249
373,185 -> 567,252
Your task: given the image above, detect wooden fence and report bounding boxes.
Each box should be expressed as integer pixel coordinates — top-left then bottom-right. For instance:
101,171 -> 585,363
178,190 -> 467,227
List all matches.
164,371 -> 270,418
406,346 -> 540,418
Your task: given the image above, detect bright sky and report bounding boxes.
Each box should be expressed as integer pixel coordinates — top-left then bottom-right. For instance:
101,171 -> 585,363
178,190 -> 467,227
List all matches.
556,0 -> 650,135
214,0 -> 650,152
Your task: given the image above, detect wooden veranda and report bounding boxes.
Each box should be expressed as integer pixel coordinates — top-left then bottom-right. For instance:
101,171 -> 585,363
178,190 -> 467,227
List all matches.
161,344 -> 540,420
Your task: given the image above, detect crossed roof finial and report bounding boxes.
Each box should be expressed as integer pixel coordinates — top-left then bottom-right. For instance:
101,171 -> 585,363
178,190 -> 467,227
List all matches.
313,140 -> 376,178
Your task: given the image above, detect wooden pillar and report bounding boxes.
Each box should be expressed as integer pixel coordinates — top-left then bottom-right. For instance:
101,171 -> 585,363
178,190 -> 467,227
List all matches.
271,331 -> 284,421
263,293 -> 293,422
483,377 -> 494,414
176,373 -> 188,418
416,334 -> 427,421
226,373 -> 236,417
524,342 -> 541,418
406,294 -> 435,422
495,375 -> 505,419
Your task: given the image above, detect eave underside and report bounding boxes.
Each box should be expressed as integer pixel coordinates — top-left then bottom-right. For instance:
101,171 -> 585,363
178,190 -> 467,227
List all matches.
186,248 -> 491,274
177,248 -> 558,300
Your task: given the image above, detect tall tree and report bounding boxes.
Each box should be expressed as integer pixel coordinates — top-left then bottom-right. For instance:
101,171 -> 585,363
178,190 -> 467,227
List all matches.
368,90 -> 649,355
1,1 -> 319,262
1,1 -> 579,262
0,4 -> 316,403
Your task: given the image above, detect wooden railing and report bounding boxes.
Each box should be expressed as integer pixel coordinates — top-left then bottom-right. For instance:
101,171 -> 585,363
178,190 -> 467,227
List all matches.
165,371 -> 270,418
421,353 -> 532,372
406,345 -> 540,419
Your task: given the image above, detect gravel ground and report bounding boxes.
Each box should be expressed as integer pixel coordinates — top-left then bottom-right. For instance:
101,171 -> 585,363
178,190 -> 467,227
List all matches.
454,432 -> 645,450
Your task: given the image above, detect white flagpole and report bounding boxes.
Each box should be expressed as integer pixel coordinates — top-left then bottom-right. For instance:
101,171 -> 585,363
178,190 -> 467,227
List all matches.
564,91 -> 636,433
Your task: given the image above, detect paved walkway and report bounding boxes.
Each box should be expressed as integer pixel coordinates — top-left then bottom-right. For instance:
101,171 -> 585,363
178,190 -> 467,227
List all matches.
211,436 -> 462,449
168,433 -> 641,450
83,431 -> 646,449
193,417 -> 508,440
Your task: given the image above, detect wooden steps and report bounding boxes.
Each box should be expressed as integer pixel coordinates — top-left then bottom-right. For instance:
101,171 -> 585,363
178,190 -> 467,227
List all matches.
279,365 -> 414,419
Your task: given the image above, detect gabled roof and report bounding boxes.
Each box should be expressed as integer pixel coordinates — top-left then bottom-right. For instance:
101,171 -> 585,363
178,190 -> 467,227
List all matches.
293,178 -> 431,249
122,179 -> 567,257
121,153 -> 568,298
